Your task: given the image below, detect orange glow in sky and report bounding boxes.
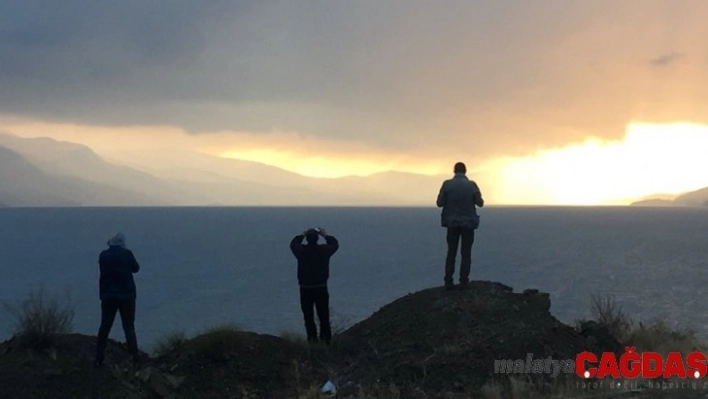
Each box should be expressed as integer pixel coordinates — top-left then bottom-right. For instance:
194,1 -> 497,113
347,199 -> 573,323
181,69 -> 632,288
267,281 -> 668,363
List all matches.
218,148 -> 443,178
1,117 -> 707,205
492,122 -> 708,205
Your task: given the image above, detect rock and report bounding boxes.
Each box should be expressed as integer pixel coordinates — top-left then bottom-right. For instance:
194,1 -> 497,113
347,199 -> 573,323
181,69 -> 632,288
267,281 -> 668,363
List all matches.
579,320 -> 622,353
335,281 -> 610,397
136,365 -> 184,397
136,366 -> 156,382
149,378 -> 174,398
523,290 -> 551,312
165,374 -> 185,389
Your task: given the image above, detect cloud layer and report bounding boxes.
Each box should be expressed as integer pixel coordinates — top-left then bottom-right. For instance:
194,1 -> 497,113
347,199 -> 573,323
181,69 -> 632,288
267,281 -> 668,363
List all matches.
2,0 -> 708,162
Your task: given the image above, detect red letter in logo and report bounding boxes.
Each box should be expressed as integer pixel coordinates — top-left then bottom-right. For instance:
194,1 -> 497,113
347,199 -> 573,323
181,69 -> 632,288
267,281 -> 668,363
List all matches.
686,352 -> 707,379
663,352 -> 687,379
642,352 -> 663,379
619,347 -> 641,379
597,352 -> 620,379
576,352 -> 598,378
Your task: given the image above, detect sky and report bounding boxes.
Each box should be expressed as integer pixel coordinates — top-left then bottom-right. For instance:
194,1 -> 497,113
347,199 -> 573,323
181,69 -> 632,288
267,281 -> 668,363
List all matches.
1,0 -> 708,204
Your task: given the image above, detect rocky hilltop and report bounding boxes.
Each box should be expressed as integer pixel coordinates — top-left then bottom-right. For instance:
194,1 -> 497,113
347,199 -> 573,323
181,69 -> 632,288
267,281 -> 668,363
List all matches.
0,281 -> 620,398
334,281 -> 619,397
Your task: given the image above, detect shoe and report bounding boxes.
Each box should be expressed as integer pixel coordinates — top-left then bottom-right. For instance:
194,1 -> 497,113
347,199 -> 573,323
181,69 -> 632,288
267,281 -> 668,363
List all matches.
459,281 -> 469,289
444,283 -> 455,291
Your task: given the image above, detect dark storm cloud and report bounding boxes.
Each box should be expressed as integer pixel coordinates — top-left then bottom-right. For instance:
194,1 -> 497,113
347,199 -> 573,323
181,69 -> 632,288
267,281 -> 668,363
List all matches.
2,0 -> 708,158
1,1 -> 211,75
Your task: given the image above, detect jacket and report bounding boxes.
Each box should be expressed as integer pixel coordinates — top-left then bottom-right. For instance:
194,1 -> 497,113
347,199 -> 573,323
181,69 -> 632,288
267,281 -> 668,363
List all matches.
99,246 -> 140,301
436,173 -> 484,229
290,235 -> 339,287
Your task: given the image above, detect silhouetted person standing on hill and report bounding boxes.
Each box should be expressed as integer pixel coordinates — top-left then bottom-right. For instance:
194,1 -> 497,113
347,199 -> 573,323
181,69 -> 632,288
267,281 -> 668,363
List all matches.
94,233 -> 140,367
437,162 -> 484,290
290,228 -> 339,344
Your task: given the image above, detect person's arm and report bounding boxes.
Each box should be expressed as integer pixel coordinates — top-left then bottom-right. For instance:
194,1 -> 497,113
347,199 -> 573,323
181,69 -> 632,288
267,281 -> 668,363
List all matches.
321,230 -> 339,255
436,183 -> 447,208
473,183 -> 484,208
128,251 -> 140,273
290,233 -> 306,256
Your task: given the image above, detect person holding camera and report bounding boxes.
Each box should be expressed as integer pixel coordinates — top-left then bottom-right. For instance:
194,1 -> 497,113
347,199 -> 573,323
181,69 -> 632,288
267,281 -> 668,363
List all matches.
94,233 -> 141,367
289,227 -> 339,344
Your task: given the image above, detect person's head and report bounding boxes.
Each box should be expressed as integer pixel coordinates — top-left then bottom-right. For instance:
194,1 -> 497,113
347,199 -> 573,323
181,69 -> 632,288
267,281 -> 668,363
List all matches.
107,233 -> 126,248
454,162 -> 466,174
305,228 -> 319,244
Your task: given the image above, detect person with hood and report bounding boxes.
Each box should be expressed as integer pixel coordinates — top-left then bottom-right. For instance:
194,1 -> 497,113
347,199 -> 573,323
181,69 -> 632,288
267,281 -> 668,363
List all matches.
437,162 -> 484,290
289,228 -> 339,344
94,233 -> 141,367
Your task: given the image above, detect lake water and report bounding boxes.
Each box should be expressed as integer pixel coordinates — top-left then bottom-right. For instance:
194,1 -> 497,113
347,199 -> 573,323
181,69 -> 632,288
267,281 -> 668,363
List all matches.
1,206 -> 707,349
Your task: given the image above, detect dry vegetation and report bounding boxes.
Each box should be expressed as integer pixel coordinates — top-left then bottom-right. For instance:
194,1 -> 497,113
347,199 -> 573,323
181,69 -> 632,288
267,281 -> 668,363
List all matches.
2,286 -> 75,349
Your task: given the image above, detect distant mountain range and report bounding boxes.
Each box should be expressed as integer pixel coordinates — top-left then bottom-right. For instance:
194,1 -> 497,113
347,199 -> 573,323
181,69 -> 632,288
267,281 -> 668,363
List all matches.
0,132 -> 446,207
631,187 -> 708,207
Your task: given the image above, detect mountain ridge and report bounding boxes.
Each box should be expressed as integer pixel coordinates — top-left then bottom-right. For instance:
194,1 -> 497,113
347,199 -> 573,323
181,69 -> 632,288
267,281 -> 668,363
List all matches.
0,145 -> 165,206
0,133 -> 446,207
631,186 -> 708,207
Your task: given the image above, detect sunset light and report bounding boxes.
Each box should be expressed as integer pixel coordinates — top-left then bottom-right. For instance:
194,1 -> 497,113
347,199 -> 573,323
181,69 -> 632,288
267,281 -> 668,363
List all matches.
493,122 -> 708,205
4,4 -> 708,396
219,148 -> 443,179
2,117 -> 707,205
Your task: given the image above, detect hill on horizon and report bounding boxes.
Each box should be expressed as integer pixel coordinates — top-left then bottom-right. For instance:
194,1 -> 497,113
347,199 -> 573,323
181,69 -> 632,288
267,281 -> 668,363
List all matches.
0,132 -> 447,207
631,186 -> 708,207
0,145 -> 163,207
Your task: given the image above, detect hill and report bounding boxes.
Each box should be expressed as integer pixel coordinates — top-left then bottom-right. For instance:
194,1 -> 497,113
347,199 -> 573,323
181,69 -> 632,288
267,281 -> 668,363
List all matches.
0,133 -> 446,206
674,186 -> 708,207
0,281 -> 623,398
333,281 -> 619,396
630,199 -> 676,207
0,134 -> 211,206
0,146 -> 161,206
631,186 -> 708,207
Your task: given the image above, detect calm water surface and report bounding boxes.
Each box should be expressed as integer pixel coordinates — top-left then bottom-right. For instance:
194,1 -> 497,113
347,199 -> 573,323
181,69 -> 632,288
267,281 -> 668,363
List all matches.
1,206 -> 707,346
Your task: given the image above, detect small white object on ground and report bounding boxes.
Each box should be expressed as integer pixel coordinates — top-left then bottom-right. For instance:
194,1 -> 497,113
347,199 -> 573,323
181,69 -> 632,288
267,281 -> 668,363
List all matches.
321,380 -> 336,395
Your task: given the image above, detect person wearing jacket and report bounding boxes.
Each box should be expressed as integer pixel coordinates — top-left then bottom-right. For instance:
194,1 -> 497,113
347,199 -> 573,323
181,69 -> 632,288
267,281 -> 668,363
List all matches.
94,233 -> 141,367
289,228 -> 339,344
436,162 -> 484,290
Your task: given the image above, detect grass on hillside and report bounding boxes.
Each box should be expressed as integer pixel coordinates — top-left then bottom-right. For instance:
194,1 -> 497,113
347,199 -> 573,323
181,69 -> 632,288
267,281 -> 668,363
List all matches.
2,286 -> 75,349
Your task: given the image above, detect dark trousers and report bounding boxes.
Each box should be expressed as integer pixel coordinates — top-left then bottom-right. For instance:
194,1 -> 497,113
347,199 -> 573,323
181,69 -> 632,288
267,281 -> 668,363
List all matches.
95,299 -> 138,362
445,226 -> 475,284
299,286 -> 331,344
